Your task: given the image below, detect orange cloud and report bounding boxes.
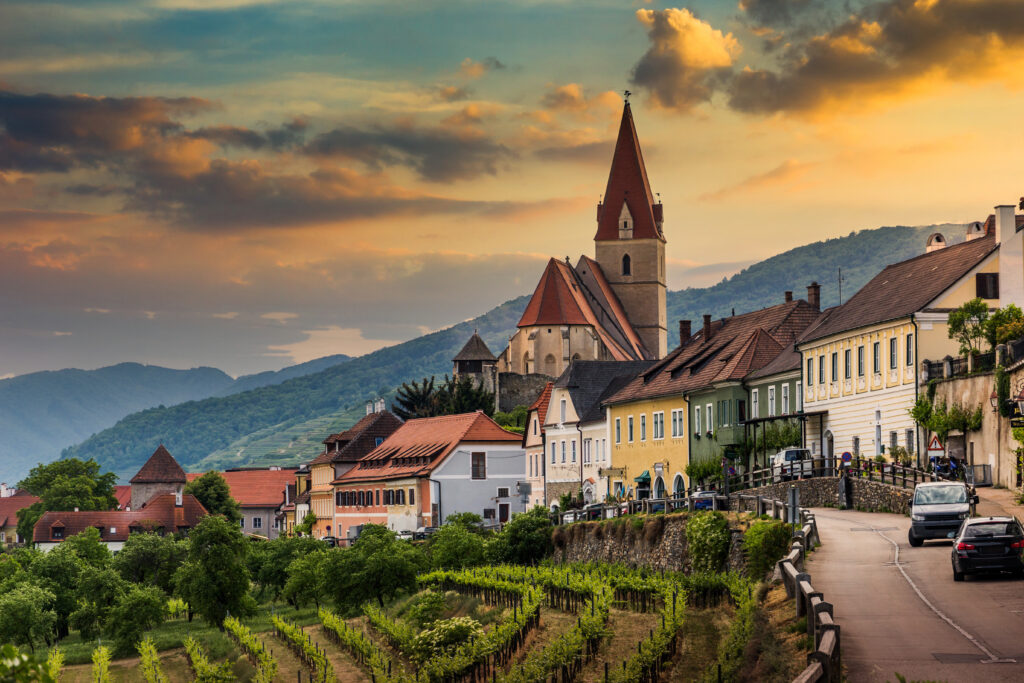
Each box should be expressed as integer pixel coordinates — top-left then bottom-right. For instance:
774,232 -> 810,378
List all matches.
699,159 -> 817,202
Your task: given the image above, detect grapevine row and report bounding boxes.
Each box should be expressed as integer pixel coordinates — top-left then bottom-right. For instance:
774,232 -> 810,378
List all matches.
319,608 -> 411,682
137,637 -> 168,683
224,616 -> 277,683
183,636 -> 233,682
90,646 -> 111,683
272,615 -> 334,683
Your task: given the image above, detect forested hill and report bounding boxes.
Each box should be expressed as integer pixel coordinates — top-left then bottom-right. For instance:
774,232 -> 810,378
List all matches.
61,223 -> 960,481
0,363 -> 233,483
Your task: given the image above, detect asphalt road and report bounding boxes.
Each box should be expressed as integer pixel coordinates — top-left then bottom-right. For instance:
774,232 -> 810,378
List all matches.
807,503 -> 1024,682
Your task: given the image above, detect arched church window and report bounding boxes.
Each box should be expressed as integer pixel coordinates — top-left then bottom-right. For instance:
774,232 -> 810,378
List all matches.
622,254 -> 631,276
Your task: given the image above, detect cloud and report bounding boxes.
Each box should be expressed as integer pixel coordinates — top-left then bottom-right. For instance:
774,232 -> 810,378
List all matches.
53,331 -> 72,337
184,119 -> 307,150
533,140 -> 613,165
630,8 -> 741,112
539,83 -> 620,121
436,85 -> 470,102
83,307 -> 111,314
266,325 -> 399,363
211,312 -> 239,319
261,311 -> 297,324
459,57 -> 505,79
699,159 -> 817,201
738,0 -> 816,28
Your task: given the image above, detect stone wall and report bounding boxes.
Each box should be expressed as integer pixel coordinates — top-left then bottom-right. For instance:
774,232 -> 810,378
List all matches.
732,477 -> 913,515
497,372 -> 552,412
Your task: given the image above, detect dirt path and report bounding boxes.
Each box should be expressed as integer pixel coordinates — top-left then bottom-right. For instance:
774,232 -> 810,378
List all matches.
261,630 -> 310,683
579,609 -> 661,683
506,607 -> 578,671
60,649 -> 192,683
303,624 -> 369,683
663,606 -> 733,682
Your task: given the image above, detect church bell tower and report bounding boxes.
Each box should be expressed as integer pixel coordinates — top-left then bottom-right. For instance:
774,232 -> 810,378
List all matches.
594,100 -> 667,358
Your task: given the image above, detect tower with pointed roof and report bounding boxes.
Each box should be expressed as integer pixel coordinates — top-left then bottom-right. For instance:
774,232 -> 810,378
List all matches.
594,101 -> 667,359
129,444 -> 187,510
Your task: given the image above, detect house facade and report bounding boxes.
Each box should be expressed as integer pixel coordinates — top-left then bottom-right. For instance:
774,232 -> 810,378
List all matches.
523,382 -> 552,509
333,412 -> 524,538
742,343 -> 806,471
0,491 -> 39,545
188,466 -> 298,539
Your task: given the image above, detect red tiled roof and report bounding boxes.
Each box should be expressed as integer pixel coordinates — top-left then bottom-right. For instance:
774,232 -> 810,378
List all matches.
595,102 -> 663,242
524,382 -> 553,446
0,493 -> 39,528
130,445 -> 186,484
113,485 -> 131,510
338,411 -> 521,484
518,258 -> 590,327
313,411 -> 404,466
32,493 -> 206,543
186,468 -> 297,508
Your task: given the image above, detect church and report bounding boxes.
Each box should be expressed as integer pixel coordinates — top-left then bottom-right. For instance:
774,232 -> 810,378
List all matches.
496,100 -> 667,378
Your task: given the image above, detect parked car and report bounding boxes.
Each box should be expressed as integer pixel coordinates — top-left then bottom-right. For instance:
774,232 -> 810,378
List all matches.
772,448 -> 813,481
908,481 -> 977,546
692,491 -> 716,510
413,526 -> 438,541
321,536 -> 339,548
951,516 -> 1024,581
396,529 -> 414,541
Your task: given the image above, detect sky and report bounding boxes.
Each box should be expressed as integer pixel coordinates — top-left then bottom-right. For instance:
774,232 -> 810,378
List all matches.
2,0 -> 1024,379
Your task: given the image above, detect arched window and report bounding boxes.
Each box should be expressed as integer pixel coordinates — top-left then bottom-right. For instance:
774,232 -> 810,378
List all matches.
544,353 -> 557,376
673,474 -> 685,497
622,254 -> 631,276
523,352 -> 531,374
654,477 -> 666,499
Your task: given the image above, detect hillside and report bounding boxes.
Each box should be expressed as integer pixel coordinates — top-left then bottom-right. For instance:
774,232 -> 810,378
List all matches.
218,353 -> 351,396
0,363 -> 233,483
60,223 -> 963,481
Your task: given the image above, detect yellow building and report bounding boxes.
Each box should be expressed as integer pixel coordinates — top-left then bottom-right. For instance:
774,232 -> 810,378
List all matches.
604,394 -> 689,499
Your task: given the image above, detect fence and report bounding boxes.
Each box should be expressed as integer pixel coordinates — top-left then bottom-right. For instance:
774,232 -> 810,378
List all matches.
973,351 -> 996,372
948,356 -> 969,377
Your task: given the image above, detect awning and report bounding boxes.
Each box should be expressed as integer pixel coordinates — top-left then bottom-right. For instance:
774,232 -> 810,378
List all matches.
633,470 -> 650,484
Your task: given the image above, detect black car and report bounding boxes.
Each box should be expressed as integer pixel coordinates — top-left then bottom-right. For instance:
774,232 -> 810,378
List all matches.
951,516 -> 1024,581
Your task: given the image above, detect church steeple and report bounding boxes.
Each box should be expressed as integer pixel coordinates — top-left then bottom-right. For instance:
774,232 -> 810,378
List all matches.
595,101 -> 664,242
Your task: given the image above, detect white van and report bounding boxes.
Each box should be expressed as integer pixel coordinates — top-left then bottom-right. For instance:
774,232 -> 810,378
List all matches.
772,448 -> 813,481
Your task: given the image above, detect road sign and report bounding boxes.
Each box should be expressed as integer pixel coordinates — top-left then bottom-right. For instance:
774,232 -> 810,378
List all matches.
927,435 -> 944,452
841,451 -> 852,463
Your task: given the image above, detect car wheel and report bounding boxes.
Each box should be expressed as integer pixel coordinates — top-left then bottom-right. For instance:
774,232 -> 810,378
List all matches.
953,568 -> 965,582
908,531 -> 923,547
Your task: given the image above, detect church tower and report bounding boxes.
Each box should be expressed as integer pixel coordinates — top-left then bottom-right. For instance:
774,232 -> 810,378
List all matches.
594,101 -> 667,358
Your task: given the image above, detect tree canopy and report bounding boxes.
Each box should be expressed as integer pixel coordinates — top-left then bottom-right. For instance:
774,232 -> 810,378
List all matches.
15,458 -> 118,542
173,515 -> 255,627
183,471 -> 241,523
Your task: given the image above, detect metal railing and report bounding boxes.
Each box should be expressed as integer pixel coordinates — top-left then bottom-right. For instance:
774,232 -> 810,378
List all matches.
949,356 -> 969,377
973,351 -> 996,372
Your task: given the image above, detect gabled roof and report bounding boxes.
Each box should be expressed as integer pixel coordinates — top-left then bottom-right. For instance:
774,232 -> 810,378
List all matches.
800,236 -> 997,344
526,382 -> 553,440
595,102 -> 663,242
313,410 -> 404,466
186,468 -> 298,508
0,492 -> 39,528
338,411 -> 521,484
453,332 -> 497,362
113,485 -> 131,510
551,361 -> 657,425
606,299 -> 821,405
32,493 -> 206,543
516,257 -> 651,361
130,445 -> 186,484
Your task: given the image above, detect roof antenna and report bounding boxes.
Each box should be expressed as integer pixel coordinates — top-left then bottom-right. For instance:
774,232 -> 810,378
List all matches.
623,90 -> 631,103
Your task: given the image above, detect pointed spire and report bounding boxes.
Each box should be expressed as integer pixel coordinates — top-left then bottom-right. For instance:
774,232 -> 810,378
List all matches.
594,102 -> 663,242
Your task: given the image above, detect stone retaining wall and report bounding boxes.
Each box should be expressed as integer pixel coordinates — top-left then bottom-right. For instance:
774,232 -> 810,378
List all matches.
734,476 -> 912,515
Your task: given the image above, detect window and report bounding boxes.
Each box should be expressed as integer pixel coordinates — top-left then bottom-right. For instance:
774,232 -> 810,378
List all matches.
397,489 -> 405,505
705,403 -> 713,432
768,386 -> 776,417
628,416 -> 634,442
560,399 -> 566,423
483,508 -> 496,520
853,436 -> 860,455
890,337 -> 898,369
653,412 -> 664,439
751,389 -> 759,417
873,342 -> 880,374
890,431 -> 898,451
529,453 -> 532,477
694,406 -> 701,434
858,346 -> 865,377
622,254 -> 631,276
807,358 -> 814,385
561,441 -> 566,463
844,349 -> 851,379
52,526 -> 64,539
906,334 -> 913,366
640,414 -> 647,441
818,356 -> 825,384
253,517 -> 263,529
738,400 -> 746,422
830,352 -> 838,382
671,409 -> 684,437
358,491 -> 365,506
375,437 -> 384,447
550,442 -> 556,464
571,440 -> 576,462
976,272 -> 999,299
906,429 -> 915,453
720,400 -> 730,426
533,419 -> 538,435
471,452 -> 486,479
615,418 -> 621,444
497,487 -> 510,498
583,439 -> 591,464
376,489 -> 380,505
796,382 -> 802,411
782,384 -> 790,414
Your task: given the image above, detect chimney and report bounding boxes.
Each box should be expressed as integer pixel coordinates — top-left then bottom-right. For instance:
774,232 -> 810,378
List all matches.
995,204 -> 1016,245
74,507 -> 79,512
965,221 -> 984,241
702,314 -> 713,341
925,233 -> 946,253
366,401 -> 373,416
175,490 -> 183,507
807,282 -> 820,311
784,291 -> 793,303
679,320 -> 691,340
376,398 -> 386,413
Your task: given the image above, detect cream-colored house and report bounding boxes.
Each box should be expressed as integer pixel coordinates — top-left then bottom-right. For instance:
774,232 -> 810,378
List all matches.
523,383 -> 552,509
799,208 -> 1023,465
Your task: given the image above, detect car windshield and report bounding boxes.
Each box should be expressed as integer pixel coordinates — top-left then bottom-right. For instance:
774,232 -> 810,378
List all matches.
914,485 -> 967,505
784,450 -> 809,462
964,522 -> 1021,538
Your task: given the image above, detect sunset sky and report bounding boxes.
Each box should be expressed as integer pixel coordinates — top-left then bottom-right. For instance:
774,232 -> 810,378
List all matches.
2,0 -> 1024,378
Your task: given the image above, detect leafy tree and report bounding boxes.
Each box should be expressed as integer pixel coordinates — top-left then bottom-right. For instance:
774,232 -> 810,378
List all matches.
493,406 -> 527,433
62,526 -> 111,569
28,546 -> 85,639
486,507 -> 551,565
437,374 -> 495,417
0,583 -> 57,652
282,550 -> 329,609
107,585 -> 167,655
347,525 -> 424,607
174,515 -> 254,627
948,297 -> 990,355
443,512 -> 484,532
184,472 -> 241,524
69,565 -> 128,640
294,511 -> 318,536
392,377 -> 438,420
0,643 -> 59,682
985,303 -> 1024,347
251,535 -> 324,601
112,532 -> 188,593
429,524 -> 485,570
15,458 -> 118,542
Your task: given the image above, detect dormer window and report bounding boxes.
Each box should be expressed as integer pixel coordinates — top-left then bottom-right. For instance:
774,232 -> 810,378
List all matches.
51,524 -> 64,540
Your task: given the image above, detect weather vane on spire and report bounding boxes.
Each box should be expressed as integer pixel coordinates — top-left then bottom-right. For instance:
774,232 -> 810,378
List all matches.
623,90 -> 631,103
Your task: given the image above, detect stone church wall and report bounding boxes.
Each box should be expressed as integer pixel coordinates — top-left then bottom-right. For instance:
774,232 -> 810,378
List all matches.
497,373 -> 552,413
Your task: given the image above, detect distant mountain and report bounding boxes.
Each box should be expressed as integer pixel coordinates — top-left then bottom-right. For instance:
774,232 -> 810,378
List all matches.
219,354 -> 351,396
60,222 -> 965,481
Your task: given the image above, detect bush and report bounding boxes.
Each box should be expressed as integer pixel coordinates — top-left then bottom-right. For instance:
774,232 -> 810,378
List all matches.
407,590 -> 446,627
743,520 -> 790,578
412,617 -> 484,662
687,512 -> 730,573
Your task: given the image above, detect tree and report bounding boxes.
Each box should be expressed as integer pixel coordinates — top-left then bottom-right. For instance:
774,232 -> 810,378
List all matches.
62,526 -> 111,569
69,565 -> 127,640
348,525 -> 424,607
392,377 -> 439,420
948,297 -> 990,355
985,303 -> 1024,347
443,512 -> 484,532
429,524 -> 485,570
15,458 -> 118,542
0,643 -> 59,683
184,471 -> 241,524
112,532 -> 188,594
28,545 -> 84,639
282,550 -> 329,609
106,585 -> 167,655
0,583 -> 57,652
485,507 -> 552,565
173,515 -> 254,627
294,511 -> 318,536
437,374 -> 495,417
251,535 -> 324,601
